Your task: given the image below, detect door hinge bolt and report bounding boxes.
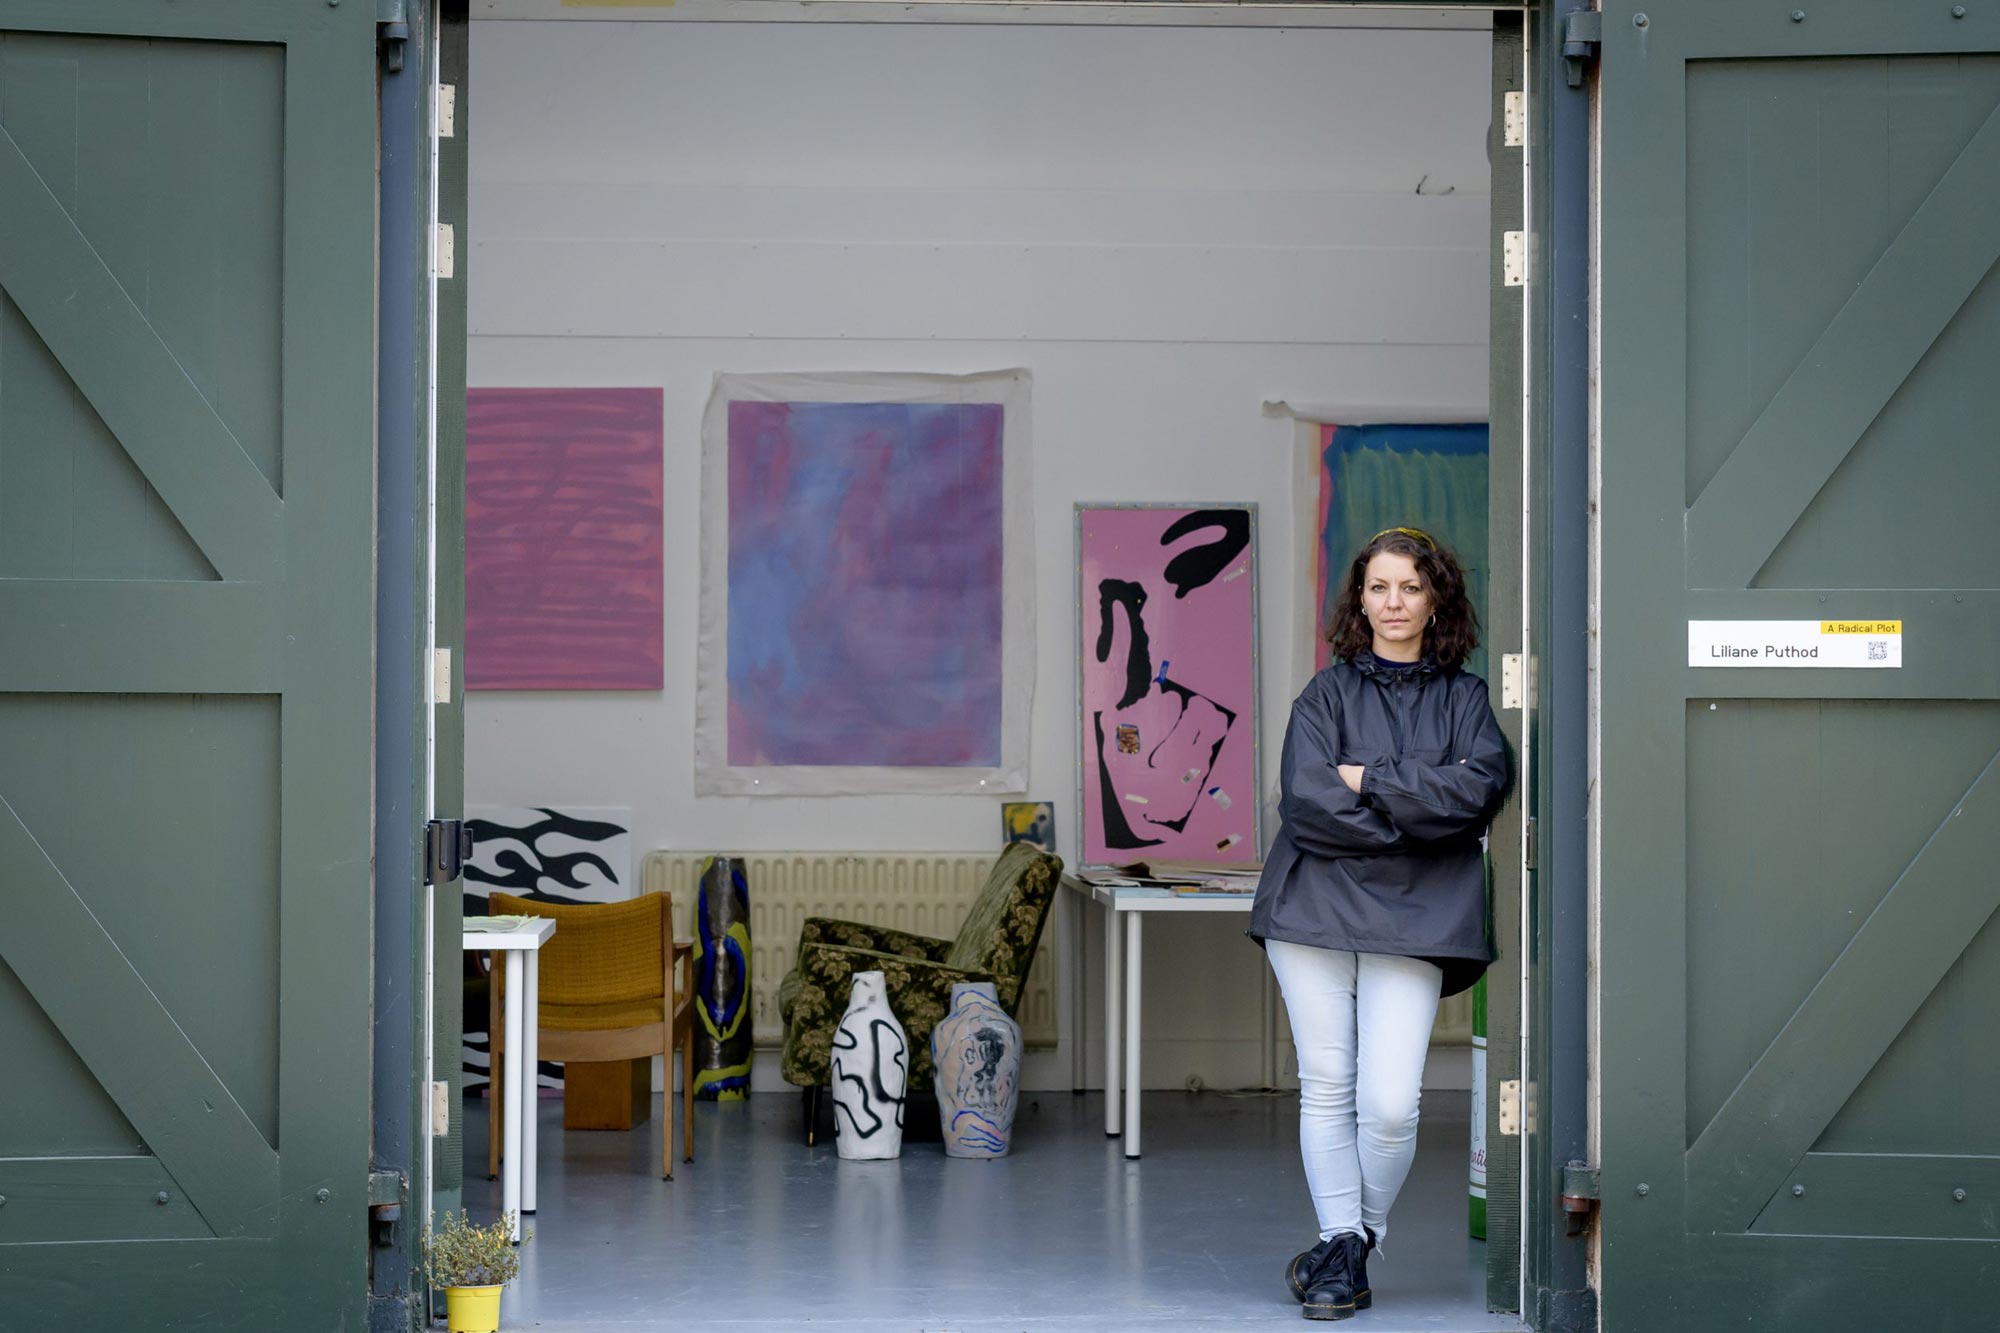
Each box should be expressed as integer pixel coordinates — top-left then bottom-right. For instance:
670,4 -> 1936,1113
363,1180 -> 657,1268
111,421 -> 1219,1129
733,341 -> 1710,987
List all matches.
1562,11 -> 1601,88
1636,1183 -> 1650,1197
1792,1183 -> 1805,1197
1633,12 -> 1648,27
1560,1161 -> 1600,1234
1955,1188 -> 1969,1202
155,1191 -> 170,1206
316,1188 -> 330,1204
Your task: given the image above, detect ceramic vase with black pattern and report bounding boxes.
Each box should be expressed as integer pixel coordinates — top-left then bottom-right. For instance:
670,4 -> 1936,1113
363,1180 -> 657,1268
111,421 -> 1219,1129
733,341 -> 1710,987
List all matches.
931,981 -> 1021,1158
830,970 -> 907,1160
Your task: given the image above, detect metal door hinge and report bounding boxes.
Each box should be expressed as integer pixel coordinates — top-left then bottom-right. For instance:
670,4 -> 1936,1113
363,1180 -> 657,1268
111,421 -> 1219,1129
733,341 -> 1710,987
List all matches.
1497,1079 -> 1522,1137
1500,652 -> 1527,709
431,1081 -> 451,1137
1562,10 -> 1601,89
438,85 -> 457,139
1503,90 -> 1526,148
435,223 -> 455,280
368,1169 -> 405,1248
1524,816 -> 1537,872
424,818 -> 474,886
1503,231 -> 1529,287
1560,1160 -> 1601,1234
377,0 -> 410,75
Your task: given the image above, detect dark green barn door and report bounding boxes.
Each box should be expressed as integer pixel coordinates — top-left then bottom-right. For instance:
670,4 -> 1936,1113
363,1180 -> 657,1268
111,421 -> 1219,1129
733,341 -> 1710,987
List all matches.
0,4 -> 378,1328
1599,4 -> 2000,1328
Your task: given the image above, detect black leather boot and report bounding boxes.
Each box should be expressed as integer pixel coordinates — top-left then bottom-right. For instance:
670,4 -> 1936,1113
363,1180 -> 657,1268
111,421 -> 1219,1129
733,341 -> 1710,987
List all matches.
1288,1225 -> 1375,1306
1299,1232 -> 1359,1321
1286,1236 -> 1333,1303
1349,1227 -> 1375,1311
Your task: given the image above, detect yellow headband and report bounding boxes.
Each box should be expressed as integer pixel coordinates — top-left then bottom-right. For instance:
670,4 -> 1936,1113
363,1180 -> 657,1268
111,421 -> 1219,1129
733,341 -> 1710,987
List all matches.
1368,526 -> 1437,551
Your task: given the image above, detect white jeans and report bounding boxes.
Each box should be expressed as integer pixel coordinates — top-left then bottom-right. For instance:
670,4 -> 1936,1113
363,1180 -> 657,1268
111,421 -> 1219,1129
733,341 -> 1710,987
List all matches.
1267,939 -> 1444,1245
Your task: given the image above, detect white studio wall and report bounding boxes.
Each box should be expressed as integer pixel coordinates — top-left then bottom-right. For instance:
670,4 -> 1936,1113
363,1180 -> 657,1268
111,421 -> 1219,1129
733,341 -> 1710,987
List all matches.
466,18 -> 1492,1091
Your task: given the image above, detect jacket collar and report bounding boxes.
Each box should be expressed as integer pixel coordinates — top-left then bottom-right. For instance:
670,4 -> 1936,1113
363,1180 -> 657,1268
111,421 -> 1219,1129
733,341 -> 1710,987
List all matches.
1351,647 -> 1442,680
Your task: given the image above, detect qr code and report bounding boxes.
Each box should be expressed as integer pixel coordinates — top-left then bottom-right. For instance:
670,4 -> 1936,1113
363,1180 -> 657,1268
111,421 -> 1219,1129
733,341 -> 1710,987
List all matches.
1867,640 -> 1888,661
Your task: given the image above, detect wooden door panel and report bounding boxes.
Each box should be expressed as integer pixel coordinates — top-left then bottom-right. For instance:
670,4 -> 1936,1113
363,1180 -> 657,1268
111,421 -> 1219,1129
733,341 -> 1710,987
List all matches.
1600,4 -> 2000,1327
0,5 -> 376,1327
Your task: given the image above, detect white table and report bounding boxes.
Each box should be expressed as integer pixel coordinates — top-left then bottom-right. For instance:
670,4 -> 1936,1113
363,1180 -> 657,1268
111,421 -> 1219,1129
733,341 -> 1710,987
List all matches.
465,916 -> 555,1242
1057,874 -> 1276,1158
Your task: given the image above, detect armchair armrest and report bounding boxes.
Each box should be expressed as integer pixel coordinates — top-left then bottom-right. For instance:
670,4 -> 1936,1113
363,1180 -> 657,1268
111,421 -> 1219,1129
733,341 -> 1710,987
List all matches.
797,916 -> 953,964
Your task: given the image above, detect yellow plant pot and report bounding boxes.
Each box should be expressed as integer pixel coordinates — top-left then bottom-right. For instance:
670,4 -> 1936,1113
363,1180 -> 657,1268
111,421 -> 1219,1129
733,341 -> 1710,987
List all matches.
444,1284 -> 504,1333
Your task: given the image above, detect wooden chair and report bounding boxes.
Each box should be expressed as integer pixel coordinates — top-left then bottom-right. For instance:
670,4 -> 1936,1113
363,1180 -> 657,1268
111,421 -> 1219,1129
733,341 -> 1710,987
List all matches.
485,891 -> 695,1180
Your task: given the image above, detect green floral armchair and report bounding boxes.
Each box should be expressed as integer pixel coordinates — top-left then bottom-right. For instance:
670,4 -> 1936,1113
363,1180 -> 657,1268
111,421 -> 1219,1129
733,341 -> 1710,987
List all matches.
778,842 -> 1062,1122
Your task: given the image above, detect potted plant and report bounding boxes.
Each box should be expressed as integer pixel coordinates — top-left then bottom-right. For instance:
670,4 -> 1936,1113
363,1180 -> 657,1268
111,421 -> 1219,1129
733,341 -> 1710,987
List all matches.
422,1209 -> 522,1333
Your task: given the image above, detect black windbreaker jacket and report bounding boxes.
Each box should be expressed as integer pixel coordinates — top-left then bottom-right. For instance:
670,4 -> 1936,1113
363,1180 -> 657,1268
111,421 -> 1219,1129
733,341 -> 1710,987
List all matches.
1248,649 -> 1510,997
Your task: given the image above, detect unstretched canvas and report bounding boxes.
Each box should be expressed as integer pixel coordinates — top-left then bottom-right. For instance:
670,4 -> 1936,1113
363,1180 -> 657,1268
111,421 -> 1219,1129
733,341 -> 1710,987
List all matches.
697,371 -> 1033,795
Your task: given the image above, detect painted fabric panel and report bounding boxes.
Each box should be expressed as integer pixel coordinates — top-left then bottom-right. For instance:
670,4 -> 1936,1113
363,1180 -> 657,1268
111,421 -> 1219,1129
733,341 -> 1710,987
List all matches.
697,370 -> 1033,795
465,387 -> 665,690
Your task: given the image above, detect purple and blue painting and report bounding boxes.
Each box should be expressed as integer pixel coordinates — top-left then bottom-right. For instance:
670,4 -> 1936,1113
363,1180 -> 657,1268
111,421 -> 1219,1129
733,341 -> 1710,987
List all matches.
726,400 -> 1005,768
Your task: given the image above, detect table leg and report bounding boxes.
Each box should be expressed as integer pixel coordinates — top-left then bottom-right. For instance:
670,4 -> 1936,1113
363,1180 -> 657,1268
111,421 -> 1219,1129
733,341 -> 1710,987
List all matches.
503,948 -> 524,1243
522,947 -> 540,1217
1104,899 -> 1122,1137
1124,911 -> 1142,1159
1061,888 -> 1085,1094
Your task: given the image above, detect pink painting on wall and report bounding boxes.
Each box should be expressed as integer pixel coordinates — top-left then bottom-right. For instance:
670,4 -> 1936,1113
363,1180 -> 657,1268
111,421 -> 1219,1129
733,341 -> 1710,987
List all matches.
465,387 -> 664,690
1077,504 -> 1260,868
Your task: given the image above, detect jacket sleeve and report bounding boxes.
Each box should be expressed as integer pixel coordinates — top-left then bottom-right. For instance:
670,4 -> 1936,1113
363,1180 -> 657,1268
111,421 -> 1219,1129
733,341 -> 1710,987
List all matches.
1278,684 -> 1408,857
1359,677 -> 1510,843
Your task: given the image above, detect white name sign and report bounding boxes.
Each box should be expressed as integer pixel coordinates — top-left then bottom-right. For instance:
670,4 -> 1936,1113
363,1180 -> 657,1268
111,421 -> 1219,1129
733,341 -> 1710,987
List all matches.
1688,620 -> 1902,668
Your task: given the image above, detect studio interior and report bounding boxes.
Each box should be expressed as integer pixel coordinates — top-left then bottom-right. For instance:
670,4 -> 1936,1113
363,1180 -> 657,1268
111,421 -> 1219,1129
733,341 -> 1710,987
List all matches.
449,11 -> 1525,1329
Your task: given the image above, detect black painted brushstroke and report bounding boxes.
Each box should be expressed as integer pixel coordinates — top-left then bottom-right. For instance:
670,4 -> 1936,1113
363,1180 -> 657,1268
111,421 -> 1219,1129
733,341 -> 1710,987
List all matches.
1159,508 -> 1251,599
1095,579 -> 1152,709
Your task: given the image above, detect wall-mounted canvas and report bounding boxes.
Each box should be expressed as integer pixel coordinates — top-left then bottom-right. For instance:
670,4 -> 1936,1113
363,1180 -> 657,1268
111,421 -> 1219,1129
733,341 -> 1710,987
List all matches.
1310,424 -> 1488,679
462,805 -> 633,1090
1076,504 -> 1260,869
696,370 -> 1033,795
465,387 -> 664,691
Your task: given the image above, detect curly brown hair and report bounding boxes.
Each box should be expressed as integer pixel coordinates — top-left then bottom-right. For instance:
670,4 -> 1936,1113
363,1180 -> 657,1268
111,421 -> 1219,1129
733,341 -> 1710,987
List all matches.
1324,527 -> 1480,671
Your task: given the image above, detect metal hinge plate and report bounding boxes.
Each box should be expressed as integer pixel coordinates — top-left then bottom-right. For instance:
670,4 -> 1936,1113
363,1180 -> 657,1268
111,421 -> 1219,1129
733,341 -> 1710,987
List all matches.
1503,90 -> 1526,148
1498,1079 -> 1522,1137
424,818 -> 474,886
431,1081 -> 450,1137
435,223 -> 455,280
1500,652 -> 1525,709
438,85 -> 456,139
1503,231 -> 1528,287
1524,816 -> 1538,872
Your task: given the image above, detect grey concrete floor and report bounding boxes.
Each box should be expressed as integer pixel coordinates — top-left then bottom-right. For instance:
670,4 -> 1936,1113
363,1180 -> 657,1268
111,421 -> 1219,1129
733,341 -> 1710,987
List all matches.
460,1086 -> 1525,1332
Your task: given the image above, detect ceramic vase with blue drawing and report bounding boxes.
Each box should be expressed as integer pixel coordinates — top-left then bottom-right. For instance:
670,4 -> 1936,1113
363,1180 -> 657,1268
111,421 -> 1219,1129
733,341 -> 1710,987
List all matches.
830,970 -> 907,1160
931,981 -> 1021,1158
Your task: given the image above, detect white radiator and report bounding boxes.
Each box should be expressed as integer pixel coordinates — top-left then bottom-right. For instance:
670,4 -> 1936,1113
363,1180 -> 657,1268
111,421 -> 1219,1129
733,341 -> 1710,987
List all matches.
639,851 -> 1058,1049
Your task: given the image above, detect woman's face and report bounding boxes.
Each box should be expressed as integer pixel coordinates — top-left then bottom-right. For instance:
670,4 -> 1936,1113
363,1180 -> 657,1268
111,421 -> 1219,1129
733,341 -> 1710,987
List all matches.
1361,551 -> 1432,658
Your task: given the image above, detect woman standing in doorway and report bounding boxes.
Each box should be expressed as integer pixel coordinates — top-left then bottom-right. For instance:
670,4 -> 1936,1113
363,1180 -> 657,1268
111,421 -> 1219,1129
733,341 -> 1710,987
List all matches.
1249,527 -> 1509,1322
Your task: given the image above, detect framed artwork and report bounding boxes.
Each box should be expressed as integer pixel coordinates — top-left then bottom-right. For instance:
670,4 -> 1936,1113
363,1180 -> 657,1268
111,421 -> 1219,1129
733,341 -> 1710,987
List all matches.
464,387 -> 665,690
696,370 -> 1034,795
1075,503 -> 1261,869
1002,801 -> 1056,854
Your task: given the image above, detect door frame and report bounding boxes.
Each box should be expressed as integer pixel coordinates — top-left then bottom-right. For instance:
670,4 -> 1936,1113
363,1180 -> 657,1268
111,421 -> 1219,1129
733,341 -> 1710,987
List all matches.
444,3 -> 1567,1326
